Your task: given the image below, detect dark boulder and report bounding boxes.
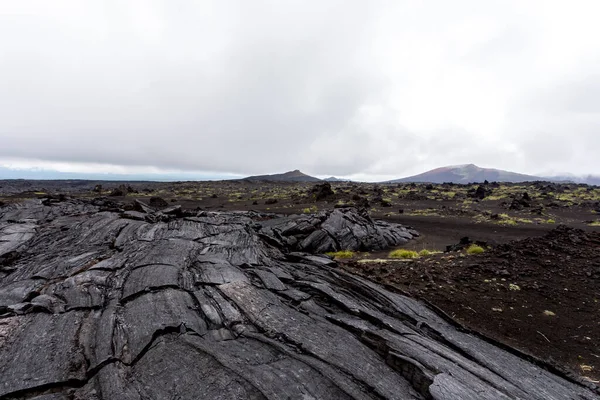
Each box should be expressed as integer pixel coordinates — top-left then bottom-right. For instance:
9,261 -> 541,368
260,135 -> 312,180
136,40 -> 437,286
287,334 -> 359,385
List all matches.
351,194 -> 370,209
509,195 -> 532,210
530,206 -> 544,215
468,185 -> 490,200
309,182 -> 335,201
109,184 -> 135,197
149,196 -> 169,208
109,187 -> 125,197
446,237 -> 488,252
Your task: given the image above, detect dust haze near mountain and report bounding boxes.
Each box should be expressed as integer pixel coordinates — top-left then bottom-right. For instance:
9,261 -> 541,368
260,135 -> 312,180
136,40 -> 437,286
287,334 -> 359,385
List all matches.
1,1 -> 599,181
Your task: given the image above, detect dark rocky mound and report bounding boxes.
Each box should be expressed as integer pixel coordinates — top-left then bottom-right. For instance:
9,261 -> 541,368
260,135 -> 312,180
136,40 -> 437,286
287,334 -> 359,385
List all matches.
504,191 -> 534,210
467,185 -> 491,200
244,169 -> 321,182
308,181 -> 335,201
109,184 -> 136,197
149,196 -> 169,208
0,200 -> 597,399
258,208 -> 418,253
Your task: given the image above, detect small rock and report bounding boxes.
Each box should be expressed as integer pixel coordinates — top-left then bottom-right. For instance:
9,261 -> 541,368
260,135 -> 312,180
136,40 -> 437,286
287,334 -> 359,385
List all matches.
149,197 -> 169,208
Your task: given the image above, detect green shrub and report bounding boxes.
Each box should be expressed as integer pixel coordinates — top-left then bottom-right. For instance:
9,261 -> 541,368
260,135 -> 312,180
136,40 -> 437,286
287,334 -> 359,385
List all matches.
546,219 -> 555,224
325,250 -> 355,259
466,244 -> 485,254
389,249 -> 419,259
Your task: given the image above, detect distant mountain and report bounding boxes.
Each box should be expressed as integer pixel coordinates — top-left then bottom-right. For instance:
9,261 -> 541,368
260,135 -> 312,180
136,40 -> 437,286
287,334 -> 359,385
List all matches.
323,177 -> 349,182
388,164 -> 544,184
543,174 -> 600,186
585,176 -> 600,186
243,170 -> 321,182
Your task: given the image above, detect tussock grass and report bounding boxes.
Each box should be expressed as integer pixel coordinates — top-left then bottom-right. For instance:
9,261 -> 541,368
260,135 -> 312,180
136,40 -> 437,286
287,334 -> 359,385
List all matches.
389,249 -> 419,259
466,244 -> 485,254
418,249 -> 441,257
325,250 -> 355,259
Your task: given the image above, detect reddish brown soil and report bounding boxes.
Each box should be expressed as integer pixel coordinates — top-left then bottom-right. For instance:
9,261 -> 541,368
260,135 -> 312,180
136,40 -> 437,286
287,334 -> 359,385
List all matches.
342,225 -> 600,383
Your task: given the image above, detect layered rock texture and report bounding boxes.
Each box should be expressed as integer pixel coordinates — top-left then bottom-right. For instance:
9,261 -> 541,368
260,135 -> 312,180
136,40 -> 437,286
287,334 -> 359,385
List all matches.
0,200 -> 597,399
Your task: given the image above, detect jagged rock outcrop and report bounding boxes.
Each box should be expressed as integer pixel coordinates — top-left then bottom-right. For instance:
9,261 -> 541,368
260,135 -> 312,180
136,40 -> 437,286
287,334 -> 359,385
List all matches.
258,208 -> 418,253
0,200 -> 597,399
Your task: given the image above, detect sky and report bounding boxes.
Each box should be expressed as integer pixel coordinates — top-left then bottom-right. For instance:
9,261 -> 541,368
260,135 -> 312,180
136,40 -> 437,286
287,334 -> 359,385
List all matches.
0,0 -> 599,182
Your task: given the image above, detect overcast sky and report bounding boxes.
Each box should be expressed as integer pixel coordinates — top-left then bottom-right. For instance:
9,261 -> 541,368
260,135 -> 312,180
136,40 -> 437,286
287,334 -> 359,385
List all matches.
1,1 -> 599,181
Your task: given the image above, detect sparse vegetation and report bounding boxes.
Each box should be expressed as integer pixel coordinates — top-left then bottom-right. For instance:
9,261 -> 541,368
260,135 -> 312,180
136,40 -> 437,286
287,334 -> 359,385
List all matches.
494,213 -> 534,226
466,244 -> 485,254
325,250 -> 355,259
406,208 -> 439,216
498,218 -> 517,226
389,249 -> 419,259
418,249 -> 441,257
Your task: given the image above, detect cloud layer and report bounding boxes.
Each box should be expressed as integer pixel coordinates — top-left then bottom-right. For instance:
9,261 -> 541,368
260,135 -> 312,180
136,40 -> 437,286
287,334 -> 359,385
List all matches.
1,0 -> 599,181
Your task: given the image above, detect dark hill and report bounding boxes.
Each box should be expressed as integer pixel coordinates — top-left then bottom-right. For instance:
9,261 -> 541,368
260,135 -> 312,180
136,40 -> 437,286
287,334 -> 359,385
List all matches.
324,176 -> 350,182
389,164 -> 544,184
244,169 -> 321,182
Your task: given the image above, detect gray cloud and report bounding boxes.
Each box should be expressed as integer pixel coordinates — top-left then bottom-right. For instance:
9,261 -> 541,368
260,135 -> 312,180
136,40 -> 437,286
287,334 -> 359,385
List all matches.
504,74 -> 600,174
1,1 -> 600,179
